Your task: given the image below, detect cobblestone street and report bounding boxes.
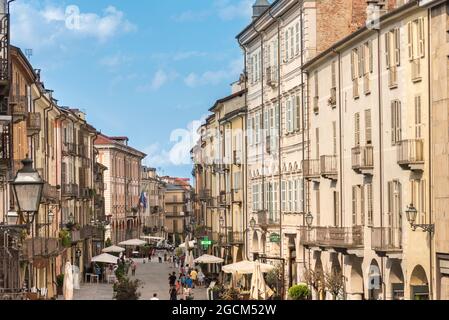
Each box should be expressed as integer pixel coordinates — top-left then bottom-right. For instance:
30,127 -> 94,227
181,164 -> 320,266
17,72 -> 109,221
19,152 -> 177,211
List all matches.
71,259 -> 207,301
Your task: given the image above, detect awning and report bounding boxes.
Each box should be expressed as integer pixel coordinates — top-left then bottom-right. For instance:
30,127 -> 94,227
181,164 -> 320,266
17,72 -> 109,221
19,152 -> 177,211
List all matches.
194,254 -> 224,264
91,253 -> 119,264
102,245 -> 126,253
118,239 -> 147,246
222,260 -> 275,274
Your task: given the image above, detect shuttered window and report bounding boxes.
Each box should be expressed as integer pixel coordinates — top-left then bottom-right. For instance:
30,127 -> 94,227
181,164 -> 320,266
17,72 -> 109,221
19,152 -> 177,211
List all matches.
332,121 -> 337,155
391,100 -> 402,145
385,32 -> 391,68
295,23 -> 300,55
333,191 -> 340,227
407,22 -> 414,61
281,180 -> 286,211
285,30 -> 289,61
316,128 -> 320,159
290,27 -> 294,58
352,186 -> 357,225
351,48 -> 358,79
365,109 -> 372,145
418,18 -> 425,58
316,188 -> 320,226
394,28 -> 401,66
355,113 -> 360,146
295,95 -> 301,131
415,95 -> 422,139
360,186 -> 365,226
331,60 -> 337,88
367,184 -> 373,226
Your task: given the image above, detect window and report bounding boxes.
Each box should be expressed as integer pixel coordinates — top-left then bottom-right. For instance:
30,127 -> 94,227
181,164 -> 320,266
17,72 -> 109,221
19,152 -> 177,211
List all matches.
365,109 -> 372,145
285,30 -> 289,61
295,23 -> 300,55
333,191 -> 340,227
316,187 -> 320,226
355,113 -> 360,146
290,27 -> 294,58
316,128 -> 320,159
255,113 -> 261,144
331,60 -> 337,89
352,185 -> 364,226
288,180 -> 293,212
415,95 -> 423,139
286,99 -> 293,133
391,100 -> 402,145
352,186 -> 357,225
351,48 -> 359,79
408,18 -> 425,61
281,180 -> 286,211
387,180 -> 402,229
367,184 -> 373,226
294,95 -> 301,131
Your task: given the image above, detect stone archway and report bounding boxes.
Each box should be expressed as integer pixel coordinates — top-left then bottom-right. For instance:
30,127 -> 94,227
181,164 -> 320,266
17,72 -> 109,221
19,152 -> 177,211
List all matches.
367,259 -> 382,300
410,265 -> 430,300
387,260 -> 404,300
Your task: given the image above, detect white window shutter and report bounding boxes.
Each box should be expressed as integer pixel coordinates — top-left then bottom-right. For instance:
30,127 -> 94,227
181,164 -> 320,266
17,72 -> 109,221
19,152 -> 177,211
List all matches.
407,22 -> 414,61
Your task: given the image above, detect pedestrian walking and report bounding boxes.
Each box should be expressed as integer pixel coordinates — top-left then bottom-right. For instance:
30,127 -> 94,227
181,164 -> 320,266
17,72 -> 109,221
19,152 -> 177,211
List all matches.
169,286 -> 178,301
169,272 -> 177,286
185,276 -> 193,289
198,270 -> 205,287
131,260 -> 137,276
190,269 -> 198,287
158,252 -> 163,264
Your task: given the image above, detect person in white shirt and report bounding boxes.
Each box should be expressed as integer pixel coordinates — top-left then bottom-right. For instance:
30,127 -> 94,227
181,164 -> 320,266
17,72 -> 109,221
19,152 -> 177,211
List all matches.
150,293 -> 159,300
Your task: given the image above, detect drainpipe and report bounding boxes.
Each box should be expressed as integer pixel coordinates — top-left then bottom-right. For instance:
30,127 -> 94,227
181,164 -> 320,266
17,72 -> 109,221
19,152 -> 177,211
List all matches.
427,7 -> 433,301
375,28 -> 386,300
237,37 -> 250,261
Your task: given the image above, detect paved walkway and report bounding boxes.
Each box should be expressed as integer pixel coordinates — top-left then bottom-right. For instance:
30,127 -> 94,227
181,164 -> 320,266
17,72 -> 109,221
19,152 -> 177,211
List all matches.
71,258 -> 208,300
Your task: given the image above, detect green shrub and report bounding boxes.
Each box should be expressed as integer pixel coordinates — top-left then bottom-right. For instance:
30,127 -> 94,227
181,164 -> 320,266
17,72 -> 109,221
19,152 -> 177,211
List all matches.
105,238 -> 112,248
114,277 -> 142,300
288,284 -> 310,300
56,274 -> 65,288
59,230 -> 71,248
115,264 -> 126,281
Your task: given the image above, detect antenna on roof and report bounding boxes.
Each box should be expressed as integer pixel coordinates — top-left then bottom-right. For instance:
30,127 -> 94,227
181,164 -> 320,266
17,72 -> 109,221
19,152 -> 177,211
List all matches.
24,48 -> 33,60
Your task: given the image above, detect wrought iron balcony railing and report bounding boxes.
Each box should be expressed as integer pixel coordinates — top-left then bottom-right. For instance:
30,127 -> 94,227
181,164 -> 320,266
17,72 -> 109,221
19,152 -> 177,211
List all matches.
320,155 -> 338,179
303,159 -> 320,179
371,227 -> 402,253
397,139 -> 424,170
26,112 -> 41,136
351,145 -> 374,174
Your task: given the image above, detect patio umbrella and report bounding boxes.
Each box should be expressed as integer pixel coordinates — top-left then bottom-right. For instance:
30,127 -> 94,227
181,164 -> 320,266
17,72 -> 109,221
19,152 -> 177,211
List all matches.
63,262 -> 74,300
178,240 -> 196,249
194,254 -> 224,264
118,239 -> 147,246
92,253 -> 119,264
250,261 -> 274,300
102,245 -> 125,253
222,260 -> 275,275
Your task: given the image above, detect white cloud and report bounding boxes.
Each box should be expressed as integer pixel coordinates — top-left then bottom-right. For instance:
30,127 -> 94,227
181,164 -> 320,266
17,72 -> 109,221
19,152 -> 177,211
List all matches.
10,2 -> 136,50
137,70 -> 179,92
184,57 -> 243,88
144,116 -> 207,168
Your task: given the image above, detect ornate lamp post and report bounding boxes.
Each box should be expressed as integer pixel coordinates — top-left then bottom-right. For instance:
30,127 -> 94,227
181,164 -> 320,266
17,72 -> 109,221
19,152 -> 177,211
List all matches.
406,204 -> 434,233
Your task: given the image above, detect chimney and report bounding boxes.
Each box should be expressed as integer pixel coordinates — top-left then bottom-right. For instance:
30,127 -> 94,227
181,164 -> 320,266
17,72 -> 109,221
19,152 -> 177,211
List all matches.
366,0 -> 387,30
252,0 -> 270,21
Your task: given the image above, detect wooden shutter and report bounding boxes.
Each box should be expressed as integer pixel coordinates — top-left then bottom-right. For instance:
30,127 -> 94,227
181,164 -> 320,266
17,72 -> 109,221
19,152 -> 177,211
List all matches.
385,32 -> 391,69
418,18 -> 425,58
394,28 -> 401,66
292,97 -> 297,132
295,23 -> 300,55
367,184 -> 373,226
281,180 -> 286,211
316,128 -> 320,159
355,113 -> 360,146
331,60 -> 337,88
296,95 -> 301,131
360,44 -> 365,76
62,162 -> 67,185
360,186 -> 365,226
285,30 -> 289,61
369,40 -> 374,73
352,186 -> 357,226
396,101 -> 402,144
332,121 -> 337,155
407,22 -> 414,61
351,50 -> 356,79
387,181 -> 393,226
415,96 -> 422,139
365,109 -> 372,145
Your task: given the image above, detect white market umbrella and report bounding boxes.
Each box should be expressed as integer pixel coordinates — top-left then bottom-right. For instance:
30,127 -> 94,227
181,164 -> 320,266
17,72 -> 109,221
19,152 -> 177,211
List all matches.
178,240 -> 196,249
186,250 -> 195,268
222,260 -> 275,275
63,262 -> 74,301
141,236 -> 164,241
119,239 -> 147,246
102,245 -> 125,253
194,254 -> 224,264
250,261 -> 274,300
92,253 -> 119,264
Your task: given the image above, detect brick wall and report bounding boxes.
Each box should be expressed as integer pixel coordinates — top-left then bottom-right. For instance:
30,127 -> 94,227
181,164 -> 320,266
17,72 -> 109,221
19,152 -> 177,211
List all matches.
316,0 -> 367,54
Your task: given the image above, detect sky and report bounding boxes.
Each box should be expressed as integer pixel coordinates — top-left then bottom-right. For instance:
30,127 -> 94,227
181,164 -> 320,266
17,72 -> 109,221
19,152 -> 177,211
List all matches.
10,0 -> 254,178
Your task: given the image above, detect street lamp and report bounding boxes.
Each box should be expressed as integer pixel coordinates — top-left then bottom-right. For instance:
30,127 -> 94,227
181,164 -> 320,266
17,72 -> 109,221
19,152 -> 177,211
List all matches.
406,204 -> 434,233
11,158 -> 44,225
249,217 -> 256,229
305,213 -> 314,229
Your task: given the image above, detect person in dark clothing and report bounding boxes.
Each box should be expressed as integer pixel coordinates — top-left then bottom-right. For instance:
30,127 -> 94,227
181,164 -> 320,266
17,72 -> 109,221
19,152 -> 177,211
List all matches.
169,272 -> 177,286
169,286 -> 178,300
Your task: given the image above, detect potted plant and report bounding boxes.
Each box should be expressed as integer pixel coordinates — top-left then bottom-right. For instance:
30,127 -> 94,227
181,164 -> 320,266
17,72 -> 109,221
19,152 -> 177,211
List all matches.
59,230 -> 71,248
56,274 -> 65,296
288,283 -> 311,300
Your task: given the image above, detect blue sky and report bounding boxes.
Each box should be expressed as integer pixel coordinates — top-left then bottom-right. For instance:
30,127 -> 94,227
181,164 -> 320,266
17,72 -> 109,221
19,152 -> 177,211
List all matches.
10,0 -> 254,178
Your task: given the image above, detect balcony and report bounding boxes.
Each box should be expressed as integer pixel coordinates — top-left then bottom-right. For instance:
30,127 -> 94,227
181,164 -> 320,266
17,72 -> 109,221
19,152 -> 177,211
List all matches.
411,59 -> 422,82
389,66 -> 398,88
198,189 -> 211,201
397,139 -> 424,171
228,232 -> 244,244
10,96 -> 27,123
353,78 -> 359,99
80,225 -> 104,240
300,226 -> 364,251
266,66 -> 277,87
351,145 -> 374,175
62,142 -> 77,156
41,183 -> 59,204
22,238 -> 60,259
320,155 -> 338,180
26,113 -> 41,136
302,159 -> 320,180
371,227 -> 402,256
231,190 -> 242,204
257,211 -> 279,227
79,187 -> 91,200
62,183 -> 79,198
218,192 -> 229,207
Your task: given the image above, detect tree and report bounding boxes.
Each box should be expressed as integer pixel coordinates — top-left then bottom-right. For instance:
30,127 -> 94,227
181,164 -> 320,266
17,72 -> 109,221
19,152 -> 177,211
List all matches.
288,284 -> 310,300
324,269 -> 345,300
114,278 -> 142,300
302,268 -> 325,300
